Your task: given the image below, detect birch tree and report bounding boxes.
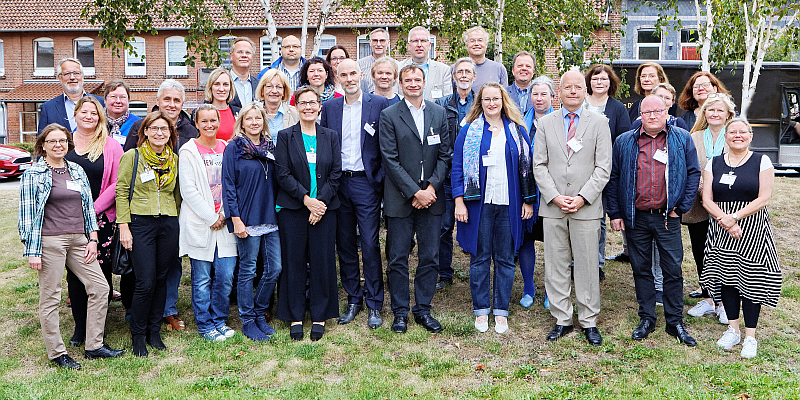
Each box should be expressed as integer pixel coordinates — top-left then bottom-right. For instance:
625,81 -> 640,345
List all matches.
301,0 -> 311,57
258,0 -> 280,65
311,0 -> 345,56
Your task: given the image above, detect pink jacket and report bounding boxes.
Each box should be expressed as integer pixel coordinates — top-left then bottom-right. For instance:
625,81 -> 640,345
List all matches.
95,138 -> 124,221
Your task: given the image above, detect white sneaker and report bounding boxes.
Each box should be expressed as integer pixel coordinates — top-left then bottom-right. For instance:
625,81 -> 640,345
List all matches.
741,336 -> 758,359
688,300 -> 715,317
475,316 -> 489,333
716,327 -> 741,350
717,305 -> 729,324
494,316 -> 509,334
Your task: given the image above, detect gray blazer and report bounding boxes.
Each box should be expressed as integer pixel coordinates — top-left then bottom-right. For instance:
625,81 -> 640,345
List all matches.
397,58 -> 453,101
379,99 -> 451,218
533,107 -> 612,220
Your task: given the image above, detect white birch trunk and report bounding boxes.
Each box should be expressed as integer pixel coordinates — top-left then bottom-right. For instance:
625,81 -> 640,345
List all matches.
301,0 -> 310,58
695,0 -> 714,72
312,0 -> 344,56
493,0 -> 505,62
257,0 -> 280,65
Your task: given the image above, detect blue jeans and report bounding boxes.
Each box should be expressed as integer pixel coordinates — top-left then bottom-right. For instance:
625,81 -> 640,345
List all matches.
162,256 -> 182,318
469,204 -> 515,317
438,181 -> 455,280
190,250 -> 236,334
236,231 -> 281,325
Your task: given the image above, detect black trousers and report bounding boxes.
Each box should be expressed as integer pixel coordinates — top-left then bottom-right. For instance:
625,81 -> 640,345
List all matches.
686,220 -> 710,297
128,215 -> 179,336
275,207 -> 339,322
386,210 -> 441,317
721,285 -> 762,328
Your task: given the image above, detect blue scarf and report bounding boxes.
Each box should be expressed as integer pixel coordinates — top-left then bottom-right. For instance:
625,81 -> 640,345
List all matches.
703,127 -> 726,161
462,115 -> 529,201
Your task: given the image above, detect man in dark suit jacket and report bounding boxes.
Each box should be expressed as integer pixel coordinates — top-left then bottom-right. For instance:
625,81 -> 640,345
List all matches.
321,59 -> 390,329
379,64 -> 451,334
38,58 -> 104,134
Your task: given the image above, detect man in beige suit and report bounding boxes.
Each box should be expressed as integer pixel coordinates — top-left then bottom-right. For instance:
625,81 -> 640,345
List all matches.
532,70 -> 612,346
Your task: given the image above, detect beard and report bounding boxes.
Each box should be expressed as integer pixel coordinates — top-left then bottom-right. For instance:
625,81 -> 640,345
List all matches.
456,81 -> 472,91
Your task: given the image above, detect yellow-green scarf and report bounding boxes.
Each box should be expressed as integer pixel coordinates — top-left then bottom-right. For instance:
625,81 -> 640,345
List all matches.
139,141 -> 177,188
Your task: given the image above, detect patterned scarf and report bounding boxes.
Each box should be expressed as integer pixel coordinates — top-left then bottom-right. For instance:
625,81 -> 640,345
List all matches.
232,135 -> 274,161
139,140 -> 177,188
108,111 -> 130,137
462,115 -> 530,201
320,84 -> 337,103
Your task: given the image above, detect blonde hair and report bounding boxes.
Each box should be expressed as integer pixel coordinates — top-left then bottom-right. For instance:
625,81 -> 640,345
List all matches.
204,68 -> 236,103
73,96 -> 108,162
233,102 -> 270,142
255,69 -> 291,103
690,93 -> 736,133
465,82 -> 525,128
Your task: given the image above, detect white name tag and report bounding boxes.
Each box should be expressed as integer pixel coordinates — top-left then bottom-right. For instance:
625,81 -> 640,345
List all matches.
719,173 -> 736,185
460,117 -> 467,127
482,154 -> 497,166
306,152 -> 317,164
431,90 -> 443,99
65,180 -> 81,192
140,170 -> 156,183
654,149 -> 668,164
428,134 -> 441,145
364,123 -> 376,136
567,137 -> 583,153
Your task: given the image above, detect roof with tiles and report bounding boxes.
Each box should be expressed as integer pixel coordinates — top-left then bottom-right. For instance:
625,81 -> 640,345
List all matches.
0,81 -> 105,102
0,0 -> 400,31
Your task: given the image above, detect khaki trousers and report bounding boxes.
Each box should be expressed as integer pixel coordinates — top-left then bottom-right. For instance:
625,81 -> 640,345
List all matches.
39,234 -> 108,359
543,216 -> 601,328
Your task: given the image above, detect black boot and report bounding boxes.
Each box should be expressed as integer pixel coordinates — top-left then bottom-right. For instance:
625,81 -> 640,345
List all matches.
132,335 -> 148,357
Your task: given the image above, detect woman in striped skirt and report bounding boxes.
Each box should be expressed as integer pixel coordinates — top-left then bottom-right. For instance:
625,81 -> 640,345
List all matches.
700,118 -> 781,359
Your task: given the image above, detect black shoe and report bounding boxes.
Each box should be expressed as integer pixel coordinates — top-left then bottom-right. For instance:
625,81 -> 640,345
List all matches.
688,290 -> 704,299
337,303 -> 363,325
367,308 -> 383,329
310,323 -> 325,341
606,252 -> 630,263
147,331 -> 166,351
69,333 -> 84,347
51,354 -> 81,370
582,327 -> 603,346
85,343 -> 125,359
599,268 -> 606,282
414,314 -> 444,333
132,335 -> 148,357
391,315 -> 408,333
546,324 -> 574,341
631,319 -> 656,340
665,323 -> 697,346
290,324 -> 304,341
435,278 -> 453,291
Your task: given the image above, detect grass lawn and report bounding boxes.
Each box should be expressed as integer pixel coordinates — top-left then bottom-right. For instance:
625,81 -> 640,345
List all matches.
0,177 -> 799,399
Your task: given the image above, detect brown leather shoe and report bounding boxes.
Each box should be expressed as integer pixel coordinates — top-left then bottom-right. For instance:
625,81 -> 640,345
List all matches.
164,315 -> 185,331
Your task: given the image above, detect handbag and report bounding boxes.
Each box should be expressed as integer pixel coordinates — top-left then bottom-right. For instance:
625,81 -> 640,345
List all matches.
111,149 -> 138,276
516,124 -> 537,205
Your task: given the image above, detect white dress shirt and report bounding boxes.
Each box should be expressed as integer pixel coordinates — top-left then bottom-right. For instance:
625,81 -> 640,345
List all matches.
405,98 -> 426,180
484,130 -> 509,205
341,92 -> 365,171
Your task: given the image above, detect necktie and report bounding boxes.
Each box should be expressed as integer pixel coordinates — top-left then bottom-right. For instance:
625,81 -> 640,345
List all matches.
567,113 -> 577,155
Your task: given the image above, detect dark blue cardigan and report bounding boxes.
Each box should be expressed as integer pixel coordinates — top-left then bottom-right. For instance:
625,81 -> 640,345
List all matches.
221,138 -> 279,232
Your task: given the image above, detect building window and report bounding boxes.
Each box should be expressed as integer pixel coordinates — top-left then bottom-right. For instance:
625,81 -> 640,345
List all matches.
73,38 -> 95,76
637,29 -> 662,60
561,35 -> 585,68
0,40 -> 4,76
260,36 -> 282,69
429,35 -> 437,60
218,36 -> 234,68
680,29 -> 701,60
34,38 -> 55,76
126,37 -> 146,76
129,101 -> 149,118
357,34 -> 370,59
165,36 -> 187,76
317,34 -> 336,56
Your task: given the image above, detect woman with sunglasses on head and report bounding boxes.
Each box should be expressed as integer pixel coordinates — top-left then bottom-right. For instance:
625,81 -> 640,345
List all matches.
116,112 -> 182,357
19,124 -> 124,370
678,71 -> 730,130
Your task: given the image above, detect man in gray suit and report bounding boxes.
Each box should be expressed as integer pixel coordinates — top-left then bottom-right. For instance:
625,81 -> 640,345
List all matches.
379,64 -> 451,334
397,26 -> 452,101
532,70 -> 612,346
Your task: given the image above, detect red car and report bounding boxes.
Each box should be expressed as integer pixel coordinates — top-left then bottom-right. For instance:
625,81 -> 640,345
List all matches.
0,144 -> 33,179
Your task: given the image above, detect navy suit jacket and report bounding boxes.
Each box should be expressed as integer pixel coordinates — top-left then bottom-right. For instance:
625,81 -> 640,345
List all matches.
320,92 -> 389,192
229,75 -> 259,109
38,93 -> 105,134
274,122 -> 341,210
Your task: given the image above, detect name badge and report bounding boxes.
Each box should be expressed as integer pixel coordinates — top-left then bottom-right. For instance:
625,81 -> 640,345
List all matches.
460,117 -> 467,127
431,90 -> 443,99
719,173 -> 736,185
482,154 -> 497,166
653,149 -> 668,164
364,123 -> 376,136
306,152 -> 317,164
65,180 -> 81,192
428,134 -> 441,145
140,170 -> 156,183
567,137 -> 583,153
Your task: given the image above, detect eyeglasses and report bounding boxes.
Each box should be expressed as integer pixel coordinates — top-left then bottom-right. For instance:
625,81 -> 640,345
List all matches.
640,108 -> 666,117
371,39 -> 388,43
59,71 -> 81,78
107,95 -> 128,101
44,139 -> 70,145
482,97 -> 502,104
147,126 -> 170,133
693,82 -> 714,90
409,39 -> 429,45
454,69 -> 473,77
296,100 -> 319,107
329,56 -> 347,61
590,77 -> 609,82
640,74 -> 658,80
562,85 -> 583,91
706,93 -> 729,100
263,84 -> 284,91
727,130 -> 752,136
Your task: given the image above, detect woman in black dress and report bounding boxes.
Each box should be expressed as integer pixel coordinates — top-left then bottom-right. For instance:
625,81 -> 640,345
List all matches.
701,118 -> 781,359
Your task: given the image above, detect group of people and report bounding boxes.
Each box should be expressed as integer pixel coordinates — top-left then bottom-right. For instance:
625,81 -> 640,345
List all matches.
19,26 -> 781,370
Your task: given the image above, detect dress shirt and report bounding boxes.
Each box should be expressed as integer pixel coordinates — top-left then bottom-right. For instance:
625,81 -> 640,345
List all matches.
412,61 -> 431,99
267,104 -> 285,144
635,129 -> 668,210
405,98 -> 426,181
281,62 -> 302,92
562,106 -> 584,141
64,93 -> 88,131
232,73 -> 254,106
484,129 -> 509,205
341,92 -> 365,171
511,84 -> 531,114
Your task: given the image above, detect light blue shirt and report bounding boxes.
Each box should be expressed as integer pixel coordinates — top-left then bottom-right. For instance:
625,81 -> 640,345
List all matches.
268,104 -> 286,144
63,93 -> 88,131
232,73 -> 253,106
413,61 -> 430,99
562,105 -> 583,140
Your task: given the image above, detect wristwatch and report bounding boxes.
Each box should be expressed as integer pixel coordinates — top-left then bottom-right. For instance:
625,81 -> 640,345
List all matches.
731,213 -> 739,222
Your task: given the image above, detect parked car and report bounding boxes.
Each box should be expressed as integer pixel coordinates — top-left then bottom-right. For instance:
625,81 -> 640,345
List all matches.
0,145 -> 33,179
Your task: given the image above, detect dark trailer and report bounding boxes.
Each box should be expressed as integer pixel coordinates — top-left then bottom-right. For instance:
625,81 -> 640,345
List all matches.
613,60 -> 800,170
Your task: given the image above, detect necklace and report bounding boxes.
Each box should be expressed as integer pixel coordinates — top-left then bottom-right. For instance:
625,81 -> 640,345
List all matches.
724,151 -> 750,189
45,160 -> 67,174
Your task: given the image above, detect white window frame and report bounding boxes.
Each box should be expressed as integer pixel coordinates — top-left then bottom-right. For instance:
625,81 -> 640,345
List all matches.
679,29 -> 700,61
260,35 -> 283,69
0,39 -> 4,76
129,101 -> 149,118
218,35 -> 235,68
636,29 -> 662,60
429,35 -> 437,60
165,36 -> 188,76
73,37 -> 95,76
34,37 -> 55,77
357,34 -> 370,59
317,34 -> 337,57
125,37 -> 146,76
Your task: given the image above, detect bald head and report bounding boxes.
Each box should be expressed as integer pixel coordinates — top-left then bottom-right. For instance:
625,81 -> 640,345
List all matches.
560,70 -> 587,112
338,58 -> 363,96
640,94 -> 669,135
281,35 -> 302,63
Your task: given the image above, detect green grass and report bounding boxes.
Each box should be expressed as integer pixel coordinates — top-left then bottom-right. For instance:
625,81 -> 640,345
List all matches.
0,179 -> 799,399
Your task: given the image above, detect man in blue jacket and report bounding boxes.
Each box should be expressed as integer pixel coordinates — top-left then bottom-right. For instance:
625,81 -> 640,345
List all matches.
256,35 -> 306,93
606,95 -> 701,346
38,58 -> 104,134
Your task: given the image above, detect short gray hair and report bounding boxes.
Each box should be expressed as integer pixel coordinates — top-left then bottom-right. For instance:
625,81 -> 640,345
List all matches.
408,26 -> 430,40
370,28 -> 389,40
232,37 -> 256,50
530,75 -> 556,97
462,26 -> 489,45
157,79 -> 186,101
56,58 -> 83,75
451,57 -> 477,76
